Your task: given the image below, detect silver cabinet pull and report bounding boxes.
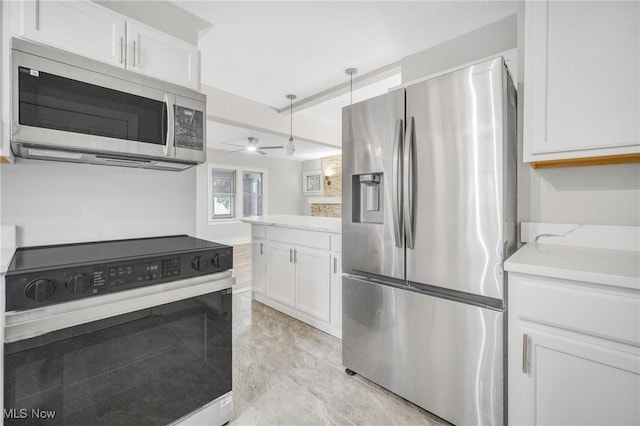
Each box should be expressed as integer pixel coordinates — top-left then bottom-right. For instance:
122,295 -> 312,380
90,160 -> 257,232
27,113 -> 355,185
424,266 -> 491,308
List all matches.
260,243 -> 264,255
522,333 -> 528,374
133,40 -> 137,67
289,249 -> 293,263
119,37 -> 124,64
294,249 -> 297,264
333,257 -> 337,273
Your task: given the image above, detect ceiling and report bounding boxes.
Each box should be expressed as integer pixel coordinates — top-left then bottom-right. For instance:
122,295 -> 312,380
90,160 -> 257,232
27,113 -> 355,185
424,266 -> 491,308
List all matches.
207,121 -> 342,161
172,1 -> 518,159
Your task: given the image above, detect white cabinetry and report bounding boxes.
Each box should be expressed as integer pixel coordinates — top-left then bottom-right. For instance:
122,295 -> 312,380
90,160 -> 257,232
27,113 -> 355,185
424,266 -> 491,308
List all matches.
294,246 -> 330,322
126,21 -> 199,89
251,226 -> 266,295
250,224 -> 341,338
10,0 -> 200,89
14,0 -> 125,67
329,234 -> 342,329
266,241 -> 297,307
523,1 -> 640,165
508,273 -> 640,425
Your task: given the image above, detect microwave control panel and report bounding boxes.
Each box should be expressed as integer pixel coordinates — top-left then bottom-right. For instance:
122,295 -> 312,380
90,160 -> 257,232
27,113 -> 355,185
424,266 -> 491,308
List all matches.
174,106 -> 204,150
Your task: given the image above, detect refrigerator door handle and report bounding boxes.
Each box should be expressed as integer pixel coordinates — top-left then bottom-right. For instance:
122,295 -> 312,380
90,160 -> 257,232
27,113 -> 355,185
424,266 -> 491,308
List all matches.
403,116 -> 416,249
392,118 -> 404,248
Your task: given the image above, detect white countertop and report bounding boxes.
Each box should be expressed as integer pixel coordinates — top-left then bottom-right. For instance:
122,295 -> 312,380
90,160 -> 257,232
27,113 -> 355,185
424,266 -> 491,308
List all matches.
505,244 -> 640,290
242,215 -> 341,233
0,247 -> 14,274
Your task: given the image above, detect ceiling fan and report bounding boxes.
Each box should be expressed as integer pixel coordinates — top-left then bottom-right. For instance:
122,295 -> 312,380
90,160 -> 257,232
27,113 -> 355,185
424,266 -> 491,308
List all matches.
223,137 -> 283,155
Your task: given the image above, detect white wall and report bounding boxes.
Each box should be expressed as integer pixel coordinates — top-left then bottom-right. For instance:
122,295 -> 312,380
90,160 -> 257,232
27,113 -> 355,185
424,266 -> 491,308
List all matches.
1,159 -> 196,246
401,14 -> 518,84
203,85 -> 341,148
196,148 -> 302,245
514,3 -> 640,227
301,159 -> 322,215
402,9 -> 640,228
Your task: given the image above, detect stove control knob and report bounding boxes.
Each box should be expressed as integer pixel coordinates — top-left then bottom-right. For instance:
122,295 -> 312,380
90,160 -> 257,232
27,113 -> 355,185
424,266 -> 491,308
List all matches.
25,278 -> 55,302
191,256 -> 202,271
66,274 -> 91,294
211,251 -> 230,269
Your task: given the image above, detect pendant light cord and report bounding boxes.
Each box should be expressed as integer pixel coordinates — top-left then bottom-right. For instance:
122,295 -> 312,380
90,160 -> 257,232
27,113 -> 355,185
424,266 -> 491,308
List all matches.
350,73 -> 353,105
290,96 -> 293,141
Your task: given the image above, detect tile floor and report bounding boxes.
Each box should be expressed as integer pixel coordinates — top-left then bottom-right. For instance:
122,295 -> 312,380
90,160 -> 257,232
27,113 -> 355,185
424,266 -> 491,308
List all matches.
231,291 -> 449,425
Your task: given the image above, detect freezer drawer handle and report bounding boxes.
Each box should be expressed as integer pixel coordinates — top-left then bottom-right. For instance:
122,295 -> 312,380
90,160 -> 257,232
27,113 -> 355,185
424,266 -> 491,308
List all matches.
294,249 -> 297,264
392,119 -> 404,248
333,257 -> 337,273
260,243 -> 264,255
289,249 -> 293,263
403,116 -> 416,249
522,333 -> 528,374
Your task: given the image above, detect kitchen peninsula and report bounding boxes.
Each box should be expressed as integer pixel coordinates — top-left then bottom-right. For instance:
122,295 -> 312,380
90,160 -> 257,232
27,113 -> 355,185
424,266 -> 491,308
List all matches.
242,215 -> 342,338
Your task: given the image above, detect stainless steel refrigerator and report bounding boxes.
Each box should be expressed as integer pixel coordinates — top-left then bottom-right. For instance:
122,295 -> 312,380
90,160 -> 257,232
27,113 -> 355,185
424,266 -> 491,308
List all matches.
341,57 -> 517,426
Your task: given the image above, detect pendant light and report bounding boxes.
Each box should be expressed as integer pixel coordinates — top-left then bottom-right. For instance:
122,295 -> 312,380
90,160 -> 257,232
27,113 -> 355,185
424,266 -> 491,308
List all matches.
286,94 -> 297,156
345,67 -> 358,105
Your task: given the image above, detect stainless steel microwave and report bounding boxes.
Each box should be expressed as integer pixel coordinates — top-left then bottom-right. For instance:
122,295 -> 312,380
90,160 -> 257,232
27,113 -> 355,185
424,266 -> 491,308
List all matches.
10,38 -> 206,171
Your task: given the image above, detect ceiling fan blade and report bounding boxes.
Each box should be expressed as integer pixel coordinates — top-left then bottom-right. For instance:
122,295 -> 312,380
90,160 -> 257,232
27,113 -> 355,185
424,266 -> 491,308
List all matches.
221,142 -> 247,148
257,146 -> 284,149
229,148 -> 247,153
258,150 -> 268,155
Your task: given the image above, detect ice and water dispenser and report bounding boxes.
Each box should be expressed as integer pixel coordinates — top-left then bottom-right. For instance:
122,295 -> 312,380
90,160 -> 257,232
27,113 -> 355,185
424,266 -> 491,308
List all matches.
352,172 -> 383,224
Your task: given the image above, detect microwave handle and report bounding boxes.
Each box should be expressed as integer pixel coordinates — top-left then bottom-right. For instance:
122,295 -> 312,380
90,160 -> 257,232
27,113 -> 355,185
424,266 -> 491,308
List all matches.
164,95 -> 175,157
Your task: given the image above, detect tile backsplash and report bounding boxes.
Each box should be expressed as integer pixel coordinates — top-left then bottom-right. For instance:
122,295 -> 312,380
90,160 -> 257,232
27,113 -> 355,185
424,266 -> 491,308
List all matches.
322,155 -> 342,197
311,203 -> 342,217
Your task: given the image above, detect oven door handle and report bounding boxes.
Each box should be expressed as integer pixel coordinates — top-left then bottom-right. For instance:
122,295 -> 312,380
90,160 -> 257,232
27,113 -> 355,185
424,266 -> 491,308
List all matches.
4,271 -> 233,343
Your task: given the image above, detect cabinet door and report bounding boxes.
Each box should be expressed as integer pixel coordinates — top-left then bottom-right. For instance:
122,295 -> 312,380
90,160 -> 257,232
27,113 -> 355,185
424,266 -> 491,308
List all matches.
251,238 -> 266,295
329,252 -> 342,327
509,325 -> 640,426
524,1 -> 640,160
127,20 -> 200,90
266,242 -> 296,307
295,246 -> 331,322
16,0 -> 125,67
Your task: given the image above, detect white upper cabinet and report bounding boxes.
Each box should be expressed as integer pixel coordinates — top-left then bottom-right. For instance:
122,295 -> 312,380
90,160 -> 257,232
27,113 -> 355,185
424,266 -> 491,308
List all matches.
11,0 -> 200,90
13,0 -> 125,67
524,1 -> 640,163
127,21 -> 199,90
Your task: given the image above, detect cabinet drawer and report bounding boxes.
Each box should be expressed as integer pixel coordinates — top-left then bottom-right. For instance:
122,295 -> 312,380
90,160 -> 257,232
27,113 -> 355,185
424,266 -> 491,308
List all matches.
330,234 -> 342,252
251,225 -> 266,239
267,227 -> 330,250
510,274 -> 640,346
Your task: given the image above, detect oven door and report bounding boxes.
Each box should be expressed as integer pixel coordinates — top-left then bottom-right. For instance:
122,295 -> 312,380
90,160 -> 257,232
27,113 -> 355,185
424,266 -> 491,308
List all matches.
4,273 -> 233,426
11,46 -> 176,160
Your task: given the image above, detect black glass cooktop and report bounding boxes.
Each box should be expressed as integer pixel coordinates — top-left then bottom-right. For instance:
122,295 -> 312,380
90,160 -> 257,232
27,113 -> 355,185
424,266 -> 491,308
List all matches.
7,235 -> 227,274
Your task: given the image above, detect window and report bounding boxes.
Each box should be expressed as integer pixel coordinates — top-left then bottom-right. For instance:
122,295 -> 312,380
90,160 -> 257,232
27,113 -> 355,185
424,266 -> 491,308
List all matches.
243,171 -> 263,217
208,164 -> 267,222
211,169 -> 236,219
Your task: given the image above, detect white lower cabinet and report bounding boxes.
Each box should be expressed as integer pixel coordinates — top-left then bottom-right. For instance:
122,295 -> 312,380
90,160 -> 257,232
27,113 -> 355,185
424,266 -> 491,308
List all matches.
508,273 -> 640,425
251,225 -> 341,338
295,246 -> 330,322
251,238 -> 266,295
266,241 -> 296,307
330,234 -> 342,329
